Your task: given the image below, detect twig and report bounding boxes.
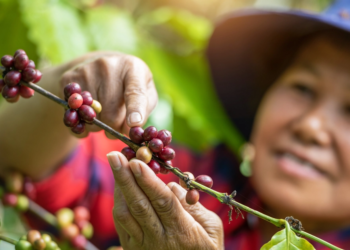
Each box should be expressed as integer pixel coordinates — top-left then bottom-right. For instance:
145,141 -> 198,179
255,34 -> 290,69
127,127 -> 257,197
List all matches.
0,234 -> 17,245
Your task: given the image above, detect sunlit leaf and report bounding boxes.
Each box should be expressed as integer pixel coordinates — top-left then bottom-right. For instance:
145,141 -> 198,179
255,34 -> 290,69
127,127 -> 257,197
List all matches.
261,220 -> 315,250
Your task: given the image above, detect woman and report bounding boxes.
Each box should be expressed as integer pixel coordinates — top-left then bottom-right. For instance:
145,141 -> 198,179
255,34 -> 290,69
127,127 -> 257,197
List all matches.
1,0 -> 350,249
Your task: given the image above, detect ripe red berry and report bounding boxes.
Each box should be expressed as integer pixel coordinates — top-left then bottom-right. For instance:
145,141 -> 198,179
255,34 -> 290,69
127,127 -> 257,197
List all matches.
32,70 -> 42,83
6,95 -> 20,103
61,224 -> 79,240
23,177 -> 36,200
4,70 -> 21,86
158,147 -> 175,161
2,193 -> 18,206
14,53 -> 29,70
2,85 -> 19,99
165,160 -> 173,166
19,86 -> 35,98
186,189 -> 200,205
160,166 -> 169,174
148,160 -> 160,174
64,109 -> 79,127
195,175 -> 213,189
74,206 -> 90,223
148,138 -> 163,153
1,55 -> 14,68
81,91 -> 92,97
14,49 -> 26,58
157,129 -> 172,146
64,82 -> 81,99
78,105 -> 96,123
21,67 -> 37,82
71,121 -> 85,134
81,92 -> 93,106
68,93 -> 83,109
121,147 -> 136,160
27,60 -> 36,69
143,126 -> 158,141
71,235 -> 87,250
129,127 -> 144,144
0,79 -> 5,92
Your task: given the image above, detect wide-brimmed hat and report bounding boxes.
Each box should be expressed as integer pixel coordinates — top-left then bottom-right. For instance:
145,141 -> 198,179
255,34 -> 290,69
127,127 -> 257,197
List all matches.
207,0 -> 350,140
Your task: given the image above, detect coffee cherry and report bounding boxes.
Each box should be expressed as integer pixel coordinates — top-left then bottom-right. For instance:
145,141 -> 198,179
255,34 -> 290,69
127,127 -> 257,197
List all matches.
160,166 -> 169,174
32,70 -> 42,83
165,160 -> 173,166
15,240 -> 32,250
21,67 -> 37,82
74,206 -> 90,223
64,83 -> 81,99
23,177 -> 36,200
136,146 -> 152,164
148,138 -> 163,153
61,224 -> 79,240
0,79 -> 5,92
148,160 -> 161,174
1,55 -> 14,68
41,234 -> 51,244
15,195 -> 29,212
121,147 -> 136,161
14,49 -> 26,58
78,105 -> 96,123
71,235 -> 87,250
2,193 -> 18,206
186,189 -> 200,205
4,70 -> 21,86
179,172 -> 194,189
80,221 -> 94,239
195,175 -> 213,189
64,109 -> 79,127
5,170 -> 23,193
159,147 -> 175,161
81,92 -> 93,106
129,127 -> 144,144
6,95 -> 20,103
44,241 -> 58,250
33,238 -> 46,250
71,121 -> 85,134
27,60 -> 36,69
19,86 -> 35,98
91,100 -> 102,114
143,126 -> 158,141
56,208 -> 74,228
68,93 -> 83,109
27,230 -> 41,244
14,53 -> 29,70
157,130 -> 172,146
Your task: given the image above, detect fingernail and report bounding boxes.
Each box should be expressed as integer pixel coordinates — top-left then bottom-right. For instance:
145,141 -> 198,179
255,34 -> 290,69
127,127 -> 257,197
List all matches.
129,160 -> 142,177
129,112 -> 142,124
107,152 -> 122,170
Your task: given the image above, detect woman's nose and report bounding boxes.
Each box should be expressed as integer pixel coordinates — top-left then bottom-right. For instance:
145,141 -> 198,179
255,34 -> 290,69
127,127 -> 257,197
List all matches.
291,109 -> 331,147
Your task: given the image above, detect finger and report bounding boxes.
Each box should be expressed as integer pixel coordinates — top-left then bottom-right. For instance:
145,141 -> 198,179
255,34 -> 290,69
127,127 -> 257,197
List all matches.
113,181 -> 143,244
123,56 -> 154,127
128,159 -> 192,229
107,151 -> 163,237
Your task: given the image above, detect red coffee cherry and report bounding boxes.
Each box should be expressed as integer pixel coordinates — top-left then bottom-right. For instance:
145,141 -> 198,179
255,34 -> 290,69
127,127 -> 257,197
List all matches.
143,126 -> 158,141
158,147 -> 175,161
179,172 -> 194,189
71,235 -> 87,250
71,121 -> 86,134
160,166 -> 169,174
4,70 -> 21,86
23,177 -> 36,200
1,55 -> 14,68
64,82 -> 82,99
2,193 -> 18,206
19,86 -> 35,98
148,138 -> 163,153
157,129 -> 172,146
129,127 -> 144,144
27,60 -> 36,69
14,49 -> 26,58
148,160 -> 161,174
14,53 -> 29,70
32,70 -> 42,83
81,91 -> 92,97
81,92 -> 93,106
61,224 -> 79,240
136,146 -> 152,164
6,95 -> 20,103
64,109 -> 79,127
78,105 -> 96,123
68,93 -> 83,109
2,85 -> 19,99
27,230 -> 41,245
186,189 -> 200,205
21,67 -> 37,82
74,206 -> 90,223
121,147 -> 136,161
195,175 -> 213,189
0,79 -> 5,92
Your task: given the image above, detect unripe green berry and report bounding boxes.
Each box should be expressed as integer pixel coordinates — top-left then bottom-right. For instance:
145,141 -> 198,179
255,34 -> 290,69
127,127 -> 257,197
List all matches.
56,208 -> 74,228
44,241 -> 58,250
41,234 -> 51,244
81,221 -> 94,239
15,240 -> 32,250
33,238 -> 46,250
16,195 -> 29,212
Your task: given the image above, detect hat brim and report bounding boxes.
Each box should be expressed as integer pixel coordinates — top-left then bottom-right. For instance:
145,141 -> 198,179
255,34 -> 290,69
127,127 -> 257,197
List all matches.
206,9 -> 350,140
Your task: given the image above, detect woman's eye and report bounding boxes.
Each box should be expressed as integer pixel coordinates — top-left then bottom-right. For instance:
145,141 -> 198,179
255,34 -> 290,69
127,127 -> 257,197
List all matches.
291,83 -> 314,97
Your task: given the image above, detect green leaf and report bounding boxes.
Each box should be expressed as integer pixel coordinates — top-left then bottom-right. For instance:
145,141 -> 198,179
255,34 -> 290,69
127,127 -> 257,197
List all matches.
261,220 -> 315,250
18,0 -> 89,64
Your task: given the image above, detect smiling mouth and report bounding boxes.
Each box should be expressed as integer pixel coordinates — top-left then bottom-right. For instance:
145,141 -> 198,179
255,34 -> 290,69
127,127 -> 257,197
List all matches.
276,152 -> 326,180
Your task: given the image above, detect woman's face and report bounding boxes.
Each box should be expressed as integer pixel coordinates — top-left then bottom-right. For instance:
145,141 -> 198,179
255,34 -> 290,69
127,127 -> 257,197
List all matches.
250,35 -> 350,232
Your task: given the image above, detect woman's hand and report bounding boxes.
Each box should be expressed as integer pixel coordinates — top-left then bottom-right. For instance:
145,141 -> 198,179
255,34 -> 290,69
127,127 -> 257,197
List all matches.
107,151 -> 224,250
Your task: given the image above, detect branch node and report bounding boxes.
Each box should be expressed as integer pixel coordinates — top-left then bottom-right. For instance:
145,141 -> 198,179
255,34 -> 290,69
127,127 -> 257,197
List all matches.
285,216 -> 304,236
222,192 -> 244,223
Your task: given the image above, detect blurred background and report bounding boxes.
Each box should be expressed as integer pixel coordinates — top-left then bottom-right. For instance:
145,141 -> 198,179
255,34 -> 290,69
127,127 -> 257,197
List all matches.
0,0 -> 332,248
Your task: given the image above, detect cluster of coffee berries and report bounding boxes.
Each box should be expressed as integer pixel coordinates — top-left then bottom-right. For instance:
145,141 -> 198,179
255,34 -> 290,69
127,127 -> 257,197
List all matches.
16,230 -> 60,250
55,207 -> 93,249
0,50 -> 42,102
0,170 -> 36,212
179,172 -> 213,205
121,126 -> 175,174
63,82 -> 102,134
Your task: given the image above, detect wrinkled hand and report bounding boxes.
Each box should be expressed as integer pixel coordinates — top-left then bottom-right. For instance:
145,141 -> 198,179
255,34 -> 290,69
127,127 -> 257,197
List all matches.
107,151 -> 224,250
59,52 -> 157,137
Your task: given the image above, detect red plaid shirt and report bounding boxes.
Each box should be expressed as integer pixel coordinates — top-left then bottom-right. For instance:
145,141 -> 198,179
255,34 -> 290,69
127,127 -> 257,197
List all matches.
26,131 -> 350,249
